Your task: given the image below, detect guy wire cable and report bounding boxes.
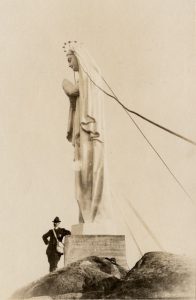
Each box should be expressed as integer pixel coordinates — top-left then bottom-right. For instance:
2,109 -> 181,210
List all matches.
124,110 -> 194,205
78,63 -> 196,146
122,193 -> 164,251
79,63 -> 195,205
111,191 -> 143,257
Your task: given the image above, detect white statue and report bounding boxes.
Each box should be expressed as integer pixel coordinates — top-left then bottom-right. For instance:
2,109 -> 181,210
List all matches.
62,43 -> 111,224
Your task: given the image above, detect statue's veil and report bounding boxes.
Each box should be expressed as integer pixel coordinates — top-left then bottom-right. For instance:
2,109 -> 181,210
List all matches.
68,43 -> 105,143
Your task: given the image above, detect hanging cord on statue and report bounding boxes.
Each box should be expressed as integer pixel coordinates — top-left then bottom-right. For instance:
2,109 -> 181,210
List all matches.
79,64 -> 196,147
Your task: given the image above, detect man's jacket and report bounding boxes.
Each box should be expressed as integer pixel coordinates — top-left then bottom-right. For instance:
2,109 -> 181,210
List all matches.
42,228 -> 71,255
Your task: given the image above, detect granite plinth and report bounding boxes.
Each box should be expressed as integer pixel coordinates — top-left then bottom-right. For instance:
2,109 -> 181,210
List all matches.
71,222 -> 118,235
64,235 -> 128,269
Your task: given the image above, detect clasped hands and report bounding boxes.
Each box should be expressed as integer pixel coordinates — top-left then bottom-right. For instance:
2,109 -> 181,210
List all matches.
62,79 -> 79,110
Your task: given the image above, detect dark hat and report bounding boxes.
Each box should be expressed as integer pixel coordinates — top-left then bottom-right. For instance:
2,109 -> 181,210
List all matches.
52,216 -> 61,223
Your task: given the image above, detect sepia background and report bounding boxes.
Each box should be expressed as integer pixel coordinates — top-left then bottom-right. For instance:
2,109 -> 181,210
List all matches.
0,0 -> 196,299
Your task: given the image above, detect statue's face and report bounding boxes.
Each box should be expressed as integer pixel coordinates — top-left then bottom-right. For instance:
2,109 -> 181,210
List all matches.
67,54 -> 79,72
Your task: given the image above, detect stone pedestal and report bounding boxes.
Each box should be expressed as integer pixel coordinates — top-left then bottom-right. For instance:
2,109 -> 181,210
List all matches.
71,222 -> 118,235
64,235 -> 128,269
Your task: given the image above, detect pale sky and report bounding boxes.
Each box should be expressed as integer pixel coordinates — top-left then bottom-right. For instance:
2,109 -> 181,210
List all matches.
0,0 -> 196,299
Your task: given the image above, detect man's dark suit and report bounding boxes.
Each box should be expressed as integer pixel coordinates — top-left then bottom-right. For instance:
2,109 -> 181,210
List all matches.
42,227 -> 71,272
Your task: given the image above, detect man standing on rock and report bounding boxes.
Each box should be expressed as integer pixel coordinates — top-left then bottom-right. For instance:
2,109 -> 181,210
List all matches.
42,217 -> 71,272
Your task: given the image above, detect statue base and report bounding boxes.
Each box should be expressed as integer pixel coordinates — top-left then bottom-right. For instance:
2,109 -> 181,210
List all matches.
64,235 -> 128,269
71,222 -> 118,235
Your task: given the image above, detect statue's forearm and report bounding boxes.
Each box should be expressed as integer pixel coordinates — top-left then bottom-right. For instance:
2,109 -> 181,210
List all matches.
70,96 -> 77,110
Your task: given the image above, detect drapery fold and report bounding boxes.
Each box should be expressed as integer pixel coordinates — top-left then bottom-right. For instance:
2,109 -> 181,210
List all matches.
63,44 -> 112,223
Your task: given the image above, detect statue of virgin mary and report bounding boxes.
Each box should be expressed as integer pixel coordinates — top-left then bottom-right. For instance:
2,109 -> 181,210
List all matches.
62,42 -> 112,224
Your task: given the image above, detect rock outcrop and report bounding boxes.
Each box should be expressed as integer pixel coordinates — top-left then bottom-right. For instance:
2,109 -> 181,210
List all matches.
11,256 -> 126,299
11,252 -> 195,299
107,251 -> 195,299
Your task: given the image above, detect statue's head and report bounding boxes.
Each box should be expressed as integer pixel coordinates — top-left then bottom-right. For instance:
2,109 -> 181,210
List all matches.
67,50 -> 79,72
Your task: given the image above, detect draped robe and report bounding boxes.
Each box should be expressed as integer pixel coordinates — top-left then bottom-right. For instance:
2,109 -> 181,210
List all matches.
62,45 -> 111,223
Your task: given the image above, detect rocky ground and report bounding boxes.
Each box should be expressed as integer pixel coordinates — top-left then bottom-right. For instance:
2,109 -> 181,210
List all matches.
11,252 -> 195,299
